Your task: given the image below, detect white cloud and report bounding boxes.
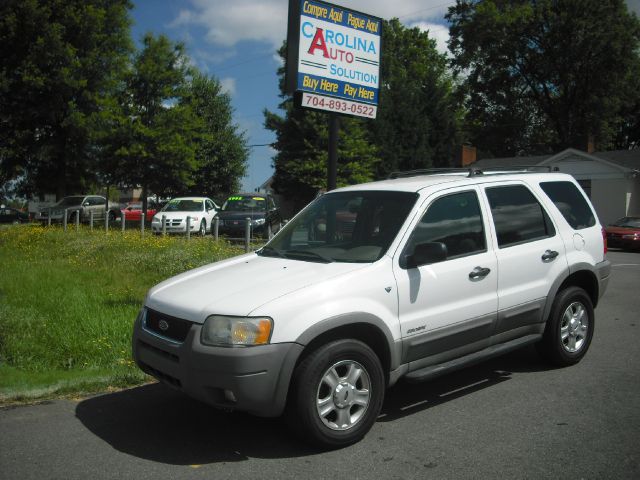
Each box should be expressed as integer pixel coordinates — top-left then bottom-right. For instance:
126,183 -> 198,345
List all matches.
171,0 -> 454,49
220,77 -> 237,96
410,21 -> 450,55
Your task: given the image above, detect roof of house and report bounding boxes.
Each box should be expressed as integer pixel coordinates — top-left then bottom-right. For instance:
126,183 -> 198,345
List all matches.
470,148 -> 640,172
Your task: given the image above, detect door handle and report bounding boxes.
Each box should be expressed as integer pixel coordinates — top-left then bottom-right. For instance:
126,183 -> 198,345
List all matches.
542,250 -> 559,261
469,267 -> 491,279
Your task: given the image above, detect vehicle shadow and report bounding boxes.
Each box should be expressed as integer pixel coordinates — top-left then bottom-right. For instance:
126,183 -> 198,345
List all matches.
75,346 -> 551,464
380,345 -> 550,422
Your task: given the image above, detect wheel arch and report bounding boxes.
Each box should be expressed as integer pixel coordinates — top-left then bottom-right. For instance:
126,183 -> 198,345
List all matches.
293,313 -> 400,386
544,266 -> 599,322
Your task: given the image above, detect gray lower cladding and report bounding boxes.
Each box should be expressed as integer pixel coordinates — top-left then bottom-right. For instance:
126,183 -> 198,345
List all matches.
132,315 -> 303,417
402,298 -> 547,373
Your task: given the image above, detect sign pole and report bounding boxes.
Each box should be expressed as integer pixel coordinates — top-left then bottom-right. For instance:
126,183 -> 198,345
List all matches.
328,113 -> 339,191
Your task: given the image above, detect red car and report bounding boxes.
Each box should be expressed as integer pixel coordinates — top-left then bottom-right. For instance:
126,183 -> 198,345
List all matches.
605,216 -> 640,250
121,203 -> 157,222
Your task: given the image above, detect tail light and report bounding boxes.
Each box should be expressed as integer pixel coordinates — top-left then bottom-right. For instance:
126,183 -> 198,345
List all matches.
602,227 -> 607,255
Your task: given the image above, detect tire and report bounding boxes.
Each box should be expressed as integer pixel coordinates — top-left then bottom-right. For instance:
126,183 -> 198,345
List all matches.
108,211 -> 116,224
286,339 -> 385,448
537,286 -> 594,367
199,220 -> 206,236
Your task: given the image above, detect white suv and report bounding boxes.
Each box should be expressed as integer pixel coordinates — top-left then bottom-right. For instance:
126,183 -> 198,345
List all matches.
132,169 -> 610,448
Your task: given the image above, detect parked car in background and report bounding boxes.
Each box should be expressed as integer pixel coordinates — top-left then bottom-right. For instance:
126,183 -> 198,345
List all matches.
217,193 -> 282,237
40,195 -> 120,223
150,197 -> 219,235
606,216 -> 640,250
0,207 -> 29,224
121,202 -> 157,222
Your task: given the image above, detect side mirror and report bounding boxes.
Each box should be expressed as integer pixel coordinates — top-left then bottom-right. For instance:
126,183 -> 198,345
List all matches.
83,201 -> 90,207
404,242 -> 447,269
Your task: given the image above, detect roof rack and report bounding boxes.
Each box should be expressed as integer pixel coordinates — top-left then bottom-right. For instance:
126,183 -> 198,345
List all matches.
387,165 -> 558,179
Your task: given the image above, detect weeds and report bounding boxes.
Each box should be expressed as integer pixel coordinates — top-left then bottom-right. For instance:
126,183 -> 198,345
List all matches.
0,224 -> 245,402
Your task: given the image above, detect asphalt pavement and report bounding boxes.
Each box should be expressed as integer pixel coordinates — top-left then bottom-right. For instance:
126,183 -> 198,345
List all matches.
1,250 -> 639,479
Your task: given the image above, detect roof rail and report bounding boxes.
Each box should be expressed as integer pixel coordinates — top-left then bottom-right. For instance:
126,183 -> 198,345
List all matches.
387,165 -> 558,179
387,168 -> 474,179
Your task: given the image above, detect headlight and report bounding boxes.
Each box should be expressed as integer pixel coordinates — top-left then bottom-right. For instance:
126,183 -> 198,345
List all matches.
252,218 -> 266,226
201,315 -> 273,346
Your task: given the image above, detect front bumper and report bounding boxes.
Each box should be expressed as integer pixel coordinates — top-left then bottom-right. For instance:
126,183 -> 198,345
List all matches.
151,221 -> 201,233
132,309 -> 303,417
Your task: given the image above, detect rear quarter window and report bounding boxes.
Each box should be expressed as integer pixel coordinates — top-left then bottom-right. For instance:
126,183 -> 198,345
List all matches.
539,181 -> 596,230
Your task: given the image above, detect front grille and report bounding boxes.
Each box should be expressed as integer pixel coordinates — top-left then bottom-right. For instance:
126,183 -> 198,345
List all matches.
145,309 -> 193,342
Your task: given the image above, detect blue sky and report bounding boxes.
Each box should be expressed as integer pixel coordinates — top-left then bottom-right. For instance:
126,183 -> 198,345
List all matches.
129,0 -> 640,192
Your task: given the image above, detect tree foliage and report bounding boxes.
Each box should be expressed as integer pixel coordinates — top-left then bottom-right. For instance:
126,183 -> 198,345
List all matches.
104,33 -> 203,212
0,0 -> 133,198
447,0 -> 640,156
372,19 -> 463,177
181,73 -> 248,200
1,5 -> 248,204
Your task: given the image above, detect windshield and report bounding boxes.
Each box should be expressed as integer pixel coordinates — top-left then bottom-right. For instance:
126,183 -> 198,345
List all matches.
611,217 -> 640,228
260,190 -> 418,263
57,196 -> 85,207
222,195 -> 267,212
161,199 -> 203,212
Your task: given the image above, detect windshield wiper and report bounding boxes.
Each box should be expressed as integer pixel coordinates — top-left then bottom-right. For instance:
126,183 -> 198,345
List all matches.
257,246 -> 285,258
284,249 -> 333,263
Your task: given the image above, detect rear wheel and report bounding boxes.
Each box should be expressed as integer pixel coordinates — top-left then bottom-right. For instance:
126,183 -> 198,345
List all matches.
537,286 -> 594,366
286,339 -> 384,448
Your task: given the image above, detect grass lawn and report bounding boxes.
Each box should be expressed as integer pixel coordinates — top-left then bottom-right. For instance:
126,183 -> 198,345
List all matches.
0,224 -> 247,403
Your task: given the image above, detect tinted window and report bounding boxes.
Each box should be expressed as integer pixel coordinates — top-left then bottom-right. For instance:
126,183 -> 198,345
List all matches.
486,185 -> 555,248
407,191 -> 486,261
540,181 -> 596,229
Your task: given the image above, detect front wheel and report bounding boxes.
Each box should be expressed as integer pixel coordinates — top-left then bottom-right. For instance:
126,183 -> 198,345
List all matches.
537,286 -> 594,366
199,220 -> 206,236
286,339 -> 385,448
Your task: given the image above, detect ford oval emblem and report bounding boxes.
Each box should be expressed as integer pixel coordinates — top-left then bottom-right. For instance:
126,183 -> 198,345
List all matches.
158,320 -> 169,331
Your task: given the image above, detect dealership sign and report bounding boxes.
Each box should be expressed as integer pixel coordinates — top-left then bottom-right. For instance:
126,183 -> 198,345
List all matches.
286,0 -> 381,119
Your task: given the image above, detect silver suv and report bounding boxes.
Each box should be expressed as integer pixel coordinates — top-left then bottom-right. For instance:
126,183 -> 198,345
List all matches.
133,168 -> 610,448
40,195 -> 120,223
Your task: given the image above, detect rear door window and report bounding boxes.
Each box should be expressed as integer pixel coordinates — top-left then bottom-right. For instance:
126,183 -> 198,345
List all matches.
486,185 -> 556,248
539,181 -> 596,229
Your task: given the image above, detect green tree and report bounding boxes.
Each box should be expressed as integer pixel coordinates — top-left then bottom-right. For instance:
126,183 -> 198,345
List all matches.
110,33 -> 200,212
264,44 -> 379,211
372,19 -> 463,177
0,0 -> 132,198
181,73 -> 248,200
447,0 -> 640,156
